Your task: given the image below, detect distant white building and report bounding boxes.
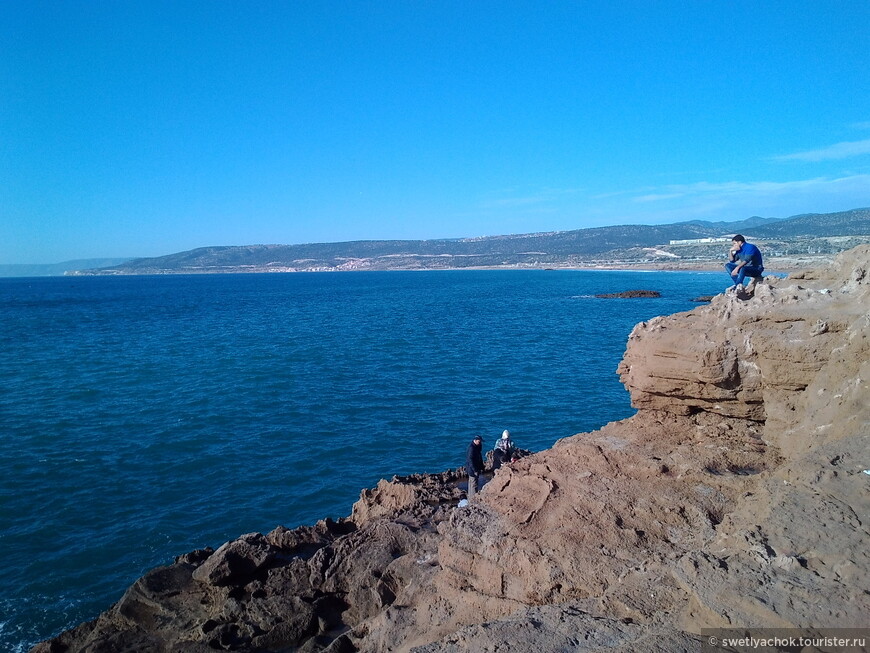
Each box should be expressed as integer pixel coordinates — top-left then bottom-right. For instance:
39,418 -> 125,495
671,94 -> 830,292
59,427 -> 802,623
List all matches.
668,237 -> 733,245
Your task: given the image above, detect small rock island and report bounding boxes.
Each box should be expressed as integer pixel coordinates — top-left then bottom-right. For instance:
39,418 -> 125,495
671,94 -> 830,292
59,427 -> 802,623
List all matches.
594,289 -> 661,298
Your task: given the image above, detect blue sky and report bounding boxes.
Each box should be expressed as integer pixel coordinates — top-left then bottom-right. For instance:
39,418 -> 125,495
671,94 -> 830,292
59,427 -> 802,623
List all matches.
2,2 -> 869,264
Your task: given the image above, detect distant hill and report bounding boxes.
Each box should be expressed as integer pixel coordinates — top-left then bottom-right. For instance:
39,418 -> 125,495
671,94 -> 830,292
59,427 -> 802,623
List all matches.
0,258 -> 132,278
675,215 -> 786,231
749,208 -> 870,237
68,207 -> 870,275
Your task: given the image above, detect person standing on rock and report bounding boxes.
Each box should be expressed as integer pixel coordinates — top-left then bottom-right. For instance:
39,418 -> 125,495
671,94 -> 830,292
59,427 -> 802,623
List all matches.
466,435 -> 485,498
725,234 -> 764,294
492,430 -> 515,470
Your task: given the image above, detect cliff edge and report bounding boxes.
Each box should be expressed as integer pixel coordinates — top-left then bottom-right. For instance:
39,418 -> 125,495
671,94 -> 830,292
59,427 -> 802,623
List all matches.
34,247 -> 870,652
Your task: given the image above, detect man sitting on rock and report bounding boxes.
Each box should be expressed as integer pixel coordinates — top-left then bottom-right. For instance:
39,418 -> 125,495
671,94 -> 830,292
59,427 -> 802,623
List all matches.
725,234 -> 764,295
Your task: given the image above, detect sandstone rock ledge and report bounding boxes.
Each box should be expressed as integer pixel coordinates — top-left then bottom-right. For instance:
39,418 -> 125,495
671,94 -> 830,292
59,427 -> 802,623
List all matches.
34,247 -> 870,653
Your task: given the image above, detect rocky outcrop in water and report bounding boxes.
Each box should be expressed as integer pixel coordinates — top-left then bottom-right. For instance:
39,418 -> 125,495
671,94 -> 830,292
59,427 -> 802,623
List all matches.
594,290 -> 661,298
34,247 -> 870,652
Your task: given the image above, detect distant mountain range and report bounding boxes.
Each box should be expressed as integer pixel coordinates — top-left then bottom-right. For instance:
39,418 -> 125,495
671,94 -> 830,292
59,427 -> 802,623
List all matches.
6,208 -> 870,277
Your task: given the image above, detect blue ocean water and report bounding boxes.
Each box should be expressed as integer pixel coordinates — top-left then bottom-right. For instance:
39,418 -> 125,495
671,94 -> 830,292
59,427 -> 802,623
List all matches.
0,270 -> 723,650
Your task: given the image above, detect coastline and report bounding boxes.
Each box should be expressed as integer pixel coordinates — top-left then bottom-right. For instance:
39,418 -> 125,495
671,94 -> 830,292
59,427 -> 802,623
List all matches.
62,254 -> 830,276
460,254 -> 833,273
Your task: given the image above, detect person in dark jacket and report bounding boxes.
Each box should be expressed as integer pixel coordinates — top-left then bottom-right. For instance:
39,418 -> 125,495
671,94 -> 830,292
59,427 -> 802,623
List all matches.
465,435 -> 485,498
725,234 -> 764,294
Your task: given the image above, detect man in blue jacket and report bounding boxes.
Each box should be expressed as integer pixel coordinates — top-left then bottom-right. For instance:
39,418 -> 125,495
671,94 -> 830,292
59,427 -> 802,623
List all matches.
466,435 -> 485,498
725,234 -> 764,294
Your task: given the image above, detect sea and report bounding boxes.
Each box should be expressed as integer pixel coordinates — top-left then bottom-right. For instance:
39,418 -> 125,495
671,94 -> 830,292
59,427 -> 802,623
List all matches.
0,269 -> 725,651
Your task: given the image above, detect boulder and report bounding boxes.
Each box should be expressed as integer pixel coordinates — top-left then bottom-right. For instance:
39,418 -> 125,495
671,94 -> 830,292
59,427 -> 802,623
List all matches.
192,532 -> 275,586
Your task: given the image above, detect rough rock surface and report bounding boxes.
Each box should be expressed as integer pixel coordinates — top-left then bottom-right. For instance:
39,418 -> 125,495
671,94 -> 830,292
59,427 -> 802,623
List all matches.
33,247 -> 870,652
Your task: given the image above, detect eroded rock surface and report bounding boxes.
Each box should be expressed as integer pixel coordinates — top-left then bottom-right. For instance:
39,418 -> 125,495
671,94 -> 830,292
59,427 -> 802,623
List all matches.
33,247 -> 870,652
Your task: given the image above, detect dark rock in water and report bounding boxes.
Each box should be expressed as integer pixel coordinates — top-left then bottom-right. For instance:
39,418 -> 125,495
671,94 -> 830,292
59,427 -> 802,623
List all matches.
595,290 -> 661,298
691,295 -> 716,302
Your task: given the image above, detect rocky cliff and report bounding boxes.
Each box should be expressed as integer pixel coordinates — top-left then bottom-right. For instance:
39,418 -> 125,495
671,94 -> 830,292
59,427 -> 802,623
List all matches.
34,247 -> 870,652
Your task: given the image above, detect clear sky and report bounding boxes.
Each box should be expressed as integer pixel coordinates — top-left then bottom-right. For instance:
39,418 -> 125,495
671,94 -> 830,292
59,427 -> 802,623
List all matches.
2,2 -> 869,264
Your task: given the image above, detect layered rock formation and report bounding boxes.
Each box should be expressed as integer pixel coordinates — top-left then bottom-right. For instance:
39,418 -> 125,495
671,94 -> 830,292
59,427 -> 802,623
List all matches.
34,247 -> 870,652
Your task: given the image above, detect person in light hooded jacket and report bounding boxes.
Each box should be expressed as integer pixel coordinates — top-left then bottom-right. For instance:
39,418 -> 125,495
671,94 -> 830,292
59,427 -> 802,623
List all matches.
492,430 -> 515,470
